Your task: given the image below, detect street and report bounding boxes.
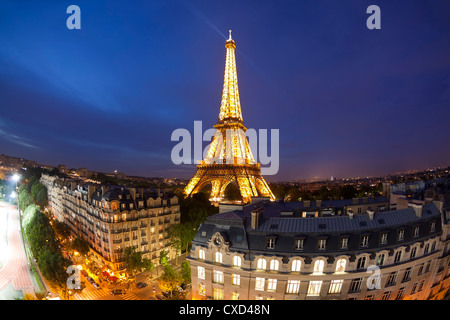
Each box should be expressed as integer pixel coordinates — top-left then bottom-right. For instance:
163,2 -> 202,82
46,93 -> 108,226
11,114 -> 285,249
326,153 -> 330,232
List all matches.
0,200 -> 34,297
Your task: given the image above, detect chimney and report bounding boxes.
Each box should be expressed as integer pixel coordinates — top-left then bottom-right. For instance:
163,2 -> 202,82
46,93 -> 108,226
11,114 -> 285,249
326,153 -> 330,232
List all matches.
316,199 -> 322,207
87,185 -> 96,202
101,186 -> 110,196
304,200 -> 310,208
70,181 -> 77,191
352,198 -> 359,205
129,187 -> 136,200
348,209 -> 354,219
367,209 -> 375,220
251,208 -> 263,230
409,203 -> 423,218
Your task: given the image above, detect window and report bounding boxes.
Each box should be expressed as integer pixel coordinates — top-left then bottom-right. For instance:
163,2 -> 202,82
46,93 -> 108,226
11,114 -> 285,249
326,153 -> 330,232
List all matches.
380,233 -> 388,245
349,278 -> 362,293
233,256 -> 242,267
418,263 -> 424,275
213,270 -> 224,284
328,280 -> 343,294
418,280 -> 425,291
307,281 -> 322,296
411,283 -> 418,295
199,284 -> 206,296
431,241 -> 436,252
339,237 -> 348,249
213,288 -> 223,300
198,249 -> 205,260
318,239 -> 326,250
357,256 -> 366,269
410,247 -> 417,259
398,229 -> 405,241
257,258 -> 266,270
402,268 -> 412,282
386,272 -> 397,287
376,254 -> 385,266
291,259 -> 301,272
232,274 -> 240,286
197,266 -> 205,280
394,250 -> 402,263
424,243 -> 430,254
360,235 -> 369,247
266,237 -> 275,249
286,280 -> 301,294
269,259 -> 279,271
231,292 -> 239,300
255,277 -> 265,291
294,238 -> 304,251
267,279 -> 277,292
313,260 -> 325,274
430,222 -> 436,233
215,252 -> 223,264
395,287 -> 406,300
364,295 -> 375,300
381,291 -> 391,300
335,259 -> 346,273
413,226 -> 419,237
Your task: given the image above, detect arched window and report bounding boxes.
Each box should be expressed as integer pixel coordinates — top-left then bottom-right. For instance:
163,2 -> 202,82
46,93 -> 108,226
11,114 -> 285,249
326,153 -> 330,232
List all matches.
215,252 -> 223,264
335,259 -> 346,273
198,249 -> 205,260
313,260 -> 325,274
233,255 -> 242,267
257,258 -> 266,270
357,256 -> 366,269
291,259 -> 302,272
269,259 -> 279,271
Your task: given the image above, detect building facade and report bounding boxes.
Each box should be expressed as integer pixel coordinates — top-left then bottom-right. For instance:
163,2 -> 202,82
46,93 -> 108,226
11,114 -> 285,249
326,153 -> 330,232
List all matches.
188,199 -> 450,300
40,174 -> 180,273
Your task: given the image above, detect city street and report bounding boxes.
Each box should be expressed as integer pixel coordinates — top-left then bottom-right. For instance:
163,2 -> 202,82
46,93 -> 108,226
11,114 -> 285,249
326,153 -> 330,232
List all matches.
0,201 -> 34,297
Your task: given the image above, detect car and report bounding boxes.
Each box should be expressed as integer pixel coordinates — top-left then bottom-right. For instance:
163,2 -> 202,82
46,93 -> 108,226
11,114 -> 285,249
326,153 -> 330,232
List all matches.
136,282 -> 147,289
155,294 -> 165,300
162,291 -> 171,298
110,289 -> 126,295
92,282 -> 100,289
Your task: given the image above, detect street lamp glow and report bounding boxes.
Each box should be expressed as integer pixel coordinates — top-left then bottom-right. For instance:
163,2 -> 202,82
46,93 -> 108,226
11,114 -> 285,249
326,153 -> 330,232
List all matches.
11,174 -> 20,182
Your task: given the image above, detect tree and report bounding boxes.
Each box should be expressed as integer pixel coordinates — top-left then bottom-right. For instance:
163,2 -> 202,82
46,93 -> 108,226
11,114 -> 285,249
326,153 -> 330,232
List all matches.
35,187 -> 48,208
159,249 -> 169,267
157,265 -> 182,297
53,220 -> 71,241
18,189 -> 34,212
70,237 -> 90,256
180,260 -> 191,285
123,246 -> 155,275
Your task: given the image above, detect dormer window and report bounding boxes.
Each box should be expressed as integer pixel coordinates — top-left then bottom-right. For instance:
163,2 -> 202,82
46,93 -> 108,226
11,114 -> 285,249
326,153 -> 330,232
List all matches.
266,237 -> 276,249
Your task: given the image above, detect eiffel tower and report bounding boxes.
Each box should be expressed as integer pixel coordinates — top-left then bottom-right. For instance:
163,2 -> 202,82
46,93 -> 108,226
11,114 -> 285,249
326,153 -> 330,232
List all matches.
184,31 -> 275,204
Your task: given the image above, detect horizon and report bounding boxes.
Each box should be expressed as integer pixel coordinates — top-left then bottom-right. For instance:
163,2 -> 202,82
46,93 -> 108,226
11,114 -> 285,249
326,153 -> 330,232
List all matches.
1,1 -> 450,182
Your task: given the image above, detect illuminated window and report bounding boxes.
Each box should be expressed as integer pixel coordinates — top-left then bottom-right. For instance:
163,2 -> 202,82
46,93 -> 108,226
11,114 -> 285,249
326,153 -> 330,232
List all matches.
286,280 -> 301,294
318,239 -> 326,250
307,281 -> 322,296
197,266 -> 205,280
213,270 -> 224,284
198,249 -> 205,260
233,255 -> 242,267
335,259 -> 346,273
328,280 -> 343,294
294,238 -> 304,251
215,252 -> 223,264
232,274 -> 240,286
313,260 -> 325,274
291,259 -> 301,272
267,279 -> 277,292
257,258 -> 266,270
269,259 -> 279,271
266,237 -> 275,249
339,237 -> 348,249
232,292 -> 239,300
198,284 -> 206,296
398,229 -> 405,241
213,288 -> 223,300
255,277 -> 265,291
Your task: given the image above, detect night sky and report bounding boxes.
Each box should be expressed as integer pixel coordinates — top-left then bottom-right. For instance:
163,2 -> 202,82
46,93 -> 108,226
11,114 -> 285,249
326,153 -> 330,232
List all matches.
0,0 -> 449,181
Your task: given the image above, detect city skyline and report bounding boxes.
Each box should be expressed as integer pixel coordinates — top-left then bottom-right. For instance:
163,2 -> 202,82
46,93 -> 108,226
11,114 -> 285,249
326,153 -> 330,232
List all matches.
1,1 -> 450,181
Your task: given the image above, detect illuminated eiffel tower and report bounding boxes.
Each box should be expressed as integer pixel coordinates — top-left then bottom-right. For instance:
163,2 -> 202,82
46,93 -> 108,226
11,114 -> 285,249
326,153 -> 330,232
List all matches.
184,31 -> 275,204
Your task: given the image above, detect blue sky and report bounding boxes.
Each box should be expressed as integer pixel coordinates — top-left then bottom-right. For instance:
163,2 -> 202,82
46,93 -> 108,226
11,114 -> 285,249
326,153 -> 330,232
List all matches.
0,0 -> 449,181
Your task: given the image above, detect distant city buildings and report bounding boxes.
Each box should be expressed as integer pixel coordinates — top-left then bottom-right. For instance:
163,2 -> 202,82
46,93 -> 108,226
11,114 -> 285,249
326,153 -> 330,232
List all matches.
40,174 -> 181,275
